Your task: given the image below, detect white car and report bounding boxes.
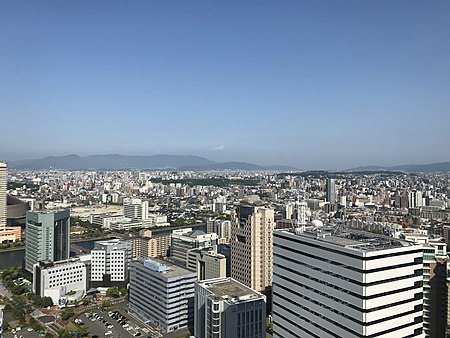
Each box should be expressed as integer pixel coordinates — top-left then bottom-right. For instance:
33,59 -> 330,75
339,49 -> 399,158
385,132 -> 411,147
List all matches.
105,331 -> 113,336
27,328 -> 34,332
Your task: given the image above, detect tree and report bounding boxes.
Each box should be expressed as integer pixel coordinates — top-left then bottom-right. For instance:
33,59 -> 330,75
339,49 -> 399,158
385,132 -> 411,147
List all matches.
101,300 -> 112,310
41,296 -> 53,307
106,287 -> 120,298
61,308 -> 75,321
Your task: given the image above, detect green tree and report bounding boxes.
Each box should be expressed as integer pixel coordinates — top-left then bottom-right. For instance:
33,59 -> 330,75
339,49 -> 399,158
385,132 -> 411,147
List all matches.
106,287 -> 120,298
41,296 -> 53,307
102,300 -> 112,310
61,308 -> 75,321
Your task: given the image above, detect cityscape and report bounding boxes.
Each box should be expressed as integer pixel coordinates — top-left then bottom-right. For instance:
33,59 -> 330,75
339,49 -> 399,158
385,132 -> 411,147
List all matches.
1,1 -> 450,338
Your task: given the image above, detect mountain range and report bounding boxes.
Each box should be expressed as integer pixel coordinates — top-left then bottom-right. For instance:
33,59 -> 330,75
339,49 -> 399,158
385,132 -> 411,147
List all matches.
347,162 -> 450,173
7,154 -> 450,173
8,154 -> 296,171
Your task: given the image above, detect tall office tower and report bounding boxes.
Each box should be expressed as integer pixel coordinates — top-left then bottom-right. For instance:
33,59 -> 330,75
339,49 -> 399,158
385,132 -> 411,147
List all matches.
231,204 -> 274,293
207,218 -> 231,244
90,239 -> 132,288
326,178 -> 336,203
0,162 -> 6,227
170,228 -> 217,266
273,228 -> 424,338
123,198 -> 149,221
25,210 -> 70,273
129,258 -> 196,333
194,277 -> 266,338
403,234 -> 448,338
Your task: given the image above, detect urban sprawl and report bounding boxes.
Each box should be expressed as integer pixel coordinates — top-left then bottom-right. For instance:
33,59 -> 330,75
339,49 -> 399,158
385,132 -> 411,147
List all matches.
1,163 -> 450,338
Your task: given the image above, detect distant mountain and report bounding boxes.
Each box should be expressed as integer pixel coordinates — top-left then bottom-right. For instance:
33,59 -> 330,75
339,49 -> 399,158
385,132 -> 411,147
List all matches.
9,154 -> 296,171
347,162 -> 450,173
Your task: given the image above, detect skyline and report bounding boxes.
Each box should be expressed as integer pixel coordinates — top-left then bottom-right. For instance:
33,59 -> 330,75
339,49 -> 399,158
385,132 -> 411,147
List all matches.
1,1 -> 450,169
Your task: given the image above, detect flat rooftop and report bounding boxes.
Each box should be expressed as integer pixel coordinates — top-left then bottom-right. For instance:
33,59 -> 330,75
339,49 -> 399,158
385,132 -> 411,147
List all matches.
134,257 -> 195,278
280,226 -> 416,252
200,278 -> 263,303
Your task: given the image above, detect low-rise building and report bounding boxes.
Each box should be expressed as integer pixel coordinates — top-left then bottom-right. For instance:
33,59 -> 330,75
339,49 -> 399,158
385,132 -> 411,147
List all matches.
0,226 -> 21,244
32,258 -> 88,307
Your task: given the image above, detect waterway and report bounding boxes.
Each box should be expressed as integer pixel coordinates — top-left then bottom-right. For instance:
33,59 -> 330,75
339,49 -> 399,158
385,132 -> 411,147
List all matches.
0,224 -> 206,269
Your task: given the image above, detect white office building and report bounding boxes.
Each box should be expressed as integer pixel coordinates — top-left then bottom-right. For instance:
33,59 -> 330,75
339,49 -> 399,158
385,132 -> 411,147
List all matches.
273,227 -> 424,338
129,258 -> 196,333
33,258 -> 88,307
91,239 -> 132,288
194,277 -> 266,338
123,198 -> 149,221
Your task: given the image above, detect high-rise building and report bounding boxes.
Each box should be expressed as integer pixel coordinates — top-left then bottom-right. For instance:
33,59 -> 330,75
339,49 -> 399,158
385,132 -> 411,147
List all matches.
403,233 -> 448,337
129,258 -> 196,333
131,230 -> 171,258
207,218 -> 231,244
273,227 -> 424,338
194,277 -> 266,338
212,195 -> 227,214
123,198 -> 149,221
326,178 -> 336,203
186,247 -> 227,281
170,228 -> 217,266
0,162 -> 7,227
409,191 -> 424,208
231,204 -> 274,293
90,239 -> 132,288
25,210 -> 70,273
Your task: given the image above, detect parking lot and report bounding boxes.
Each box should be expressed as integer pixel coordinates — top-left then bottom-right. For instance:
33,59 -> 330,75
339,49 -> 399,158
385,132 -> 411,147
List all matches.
76,307 -> 162,338
2,327 -> 42,338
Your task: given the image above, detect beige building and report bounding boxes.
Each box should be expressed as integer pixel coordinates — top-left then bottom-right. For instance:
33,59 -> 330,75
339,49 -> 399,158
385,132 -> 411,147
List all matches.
0,226 -> 21,244
131,230 -> 171,258
231,204 -> 274,293
187,247 -> 227,281
0,162 -> 6,227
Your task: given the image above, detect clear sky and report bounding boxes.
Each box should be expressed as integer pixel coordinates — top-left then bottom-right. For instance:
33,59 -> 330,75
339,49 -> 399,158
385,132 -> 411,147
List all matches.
1,1 -> 449,170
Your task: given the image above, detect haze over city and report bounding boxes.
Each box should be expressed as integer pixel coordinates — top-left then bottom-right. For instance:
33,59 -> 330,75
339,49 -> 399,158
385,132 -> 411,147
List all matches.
1,1 -> 449,169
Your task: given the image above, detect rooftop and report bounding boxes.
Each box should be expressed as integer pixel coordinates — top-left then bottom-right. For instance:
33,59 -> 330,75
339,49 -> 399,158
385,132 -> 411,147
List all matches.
134,257 -> 195,279
200,277 -> 264,303
280,226 -> 417,252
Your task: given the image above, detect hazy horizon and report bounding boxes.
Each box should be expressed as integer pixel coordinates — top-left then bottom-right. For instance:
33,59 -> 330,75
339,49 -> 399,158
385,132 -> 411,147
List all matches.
1,1 -> 449,170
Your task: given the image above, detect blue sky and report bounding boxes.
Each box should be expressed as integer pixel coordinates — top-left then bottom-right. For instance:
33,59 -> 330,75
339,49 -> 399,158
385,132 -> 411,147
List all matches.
1,1 -> 449,169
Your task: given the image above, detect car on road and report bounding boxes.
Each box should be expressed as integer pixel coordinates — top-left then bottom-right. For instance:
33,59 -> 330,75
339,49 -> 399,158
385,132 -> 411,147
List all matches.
105,331 -> 113,336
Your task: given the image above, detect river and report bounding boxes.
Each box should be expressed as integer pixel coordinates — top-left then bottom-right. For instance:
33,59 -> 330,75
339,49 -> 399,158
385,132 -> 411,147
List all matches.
0,224 -> 206,269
